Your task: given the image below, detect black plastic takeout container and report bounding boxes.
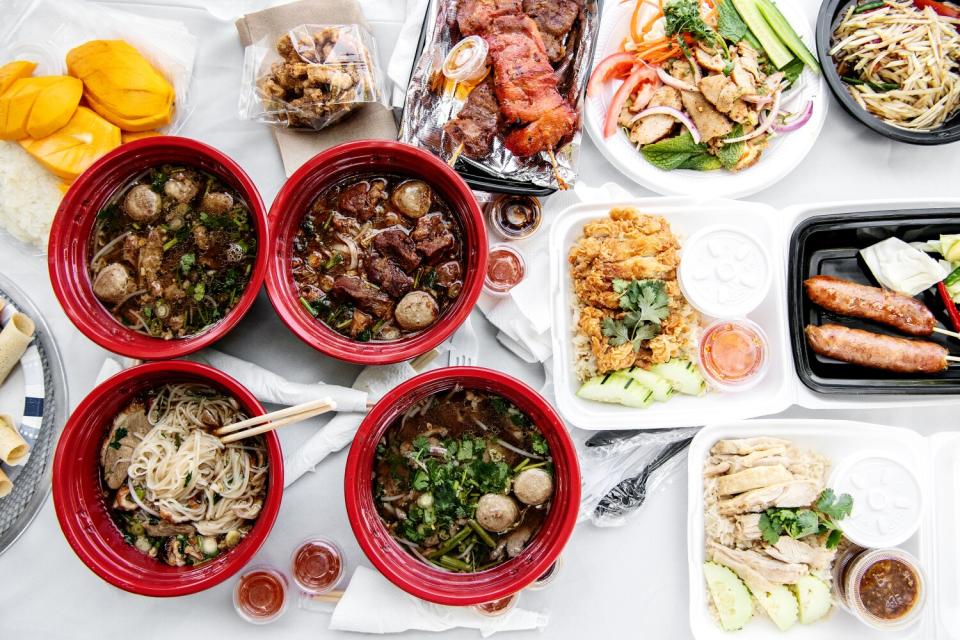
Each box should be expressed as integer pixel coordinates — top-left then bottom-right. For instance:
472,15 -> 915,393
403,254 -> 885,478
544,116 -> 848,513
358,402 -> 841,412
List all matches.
788,208 -> 960,394
816,0 -> 960,145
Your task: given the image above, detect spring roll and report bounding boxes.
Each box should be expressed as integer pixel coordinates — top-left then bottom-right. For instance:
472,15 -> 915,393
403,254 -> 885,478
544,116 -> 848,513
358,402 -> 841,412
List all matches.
0,467 -> 11,498
0,312 -> 35,385
0,414 -> 28,465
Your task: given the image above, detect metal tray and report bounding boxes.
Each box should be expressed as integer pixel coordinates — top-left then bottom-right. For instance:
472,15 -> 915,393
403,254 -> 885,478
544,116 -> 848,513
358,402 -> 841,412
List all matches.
0,272 -> 68,556
788,208 -> 960,394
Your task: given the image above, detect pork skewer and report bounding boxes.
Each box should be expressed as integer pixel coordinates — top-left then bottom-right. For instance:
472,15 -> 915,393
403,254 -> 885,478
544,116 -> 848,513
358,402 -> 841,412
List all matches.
804,275 -> 960,339
804,323 -> 956,374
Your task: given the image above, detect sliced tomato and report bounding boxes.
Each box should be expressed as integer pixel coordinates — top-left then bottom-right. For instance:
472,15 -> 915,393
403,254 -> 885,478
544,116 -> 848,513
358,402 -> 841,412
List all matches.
587,52 -> 638,97
914,0 -> 960,17
603,65 -> 657,138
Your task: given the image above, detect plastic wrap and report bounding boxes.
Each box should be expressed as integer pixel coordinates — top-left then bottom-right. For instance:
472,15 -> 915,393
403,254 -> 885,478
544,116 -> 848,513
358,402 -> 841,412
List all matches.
239,24 -> 388,131
577,427 -> 700,527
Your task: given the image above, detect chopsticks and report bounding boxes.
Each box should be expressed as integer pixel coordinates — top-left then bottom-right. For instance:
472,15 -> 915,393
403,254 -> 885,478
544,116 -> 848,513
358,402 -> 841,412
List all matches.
215,397 -> 336,443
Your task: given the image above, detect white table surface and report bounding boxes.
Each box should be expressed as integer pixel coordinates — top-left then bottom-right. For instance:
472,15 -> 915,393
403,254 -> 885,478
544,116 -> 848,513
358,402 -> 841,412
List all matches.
0,0 -> 958,637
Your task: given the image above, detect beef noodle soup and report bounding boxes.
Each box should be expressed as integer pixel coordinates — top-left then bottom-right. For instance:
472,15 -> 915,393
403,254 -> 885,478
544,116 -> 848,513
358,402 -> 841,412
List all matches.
99,383 -> 267,567
88,165 -> 257,339
373,389 -> 554,572
292,174 -> 466,341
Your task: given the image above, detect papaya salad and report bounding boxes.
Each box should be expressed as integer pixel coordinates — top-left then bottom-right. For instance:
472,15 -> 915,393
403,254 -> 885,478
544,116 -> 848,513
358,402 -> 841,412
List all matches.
587,0 -> 819,172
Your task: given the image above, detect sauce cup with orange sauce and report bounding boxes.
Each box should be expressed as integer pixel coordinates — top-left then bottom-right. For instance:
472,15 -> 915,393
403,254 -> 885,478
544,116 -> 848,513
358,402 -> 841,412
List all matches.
698,318 -> 769,392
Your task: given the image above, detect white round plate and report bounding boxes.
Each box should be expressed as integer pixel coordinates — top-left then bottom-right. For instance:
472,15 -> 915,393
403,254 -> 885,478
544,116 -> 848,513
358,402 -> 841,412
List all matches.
584,1 -> 827,198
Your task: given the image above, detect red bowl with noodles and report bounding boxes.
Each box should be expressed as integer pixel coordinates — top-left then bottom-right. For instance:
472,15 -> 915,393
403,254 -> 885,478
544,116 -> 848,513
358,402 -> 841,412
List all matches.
48,136 -> 268,360
52,361 -> 283,597
344,367 -> 580,605
264,140 -> 487,365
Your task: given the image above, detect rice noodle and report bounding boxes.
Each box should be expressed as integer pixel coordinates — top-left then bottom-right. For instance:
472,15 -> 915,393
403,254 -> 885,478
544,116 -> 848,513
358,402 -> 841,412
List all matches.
830,0 -> 960,130
90,231 -> 131,270
495,437 -> 544,460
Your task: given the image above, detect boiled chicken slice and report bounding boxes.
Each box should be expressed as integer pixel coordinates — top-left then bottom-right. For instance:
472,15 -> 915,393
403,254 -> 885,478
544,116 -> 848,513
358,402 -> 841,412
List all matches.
707,541 -> 809,595
734,513 -> 763,544
711,437 -> 791,456
718,480 -> 822,515
717,464 -> 794,496
764,538 -> 837,574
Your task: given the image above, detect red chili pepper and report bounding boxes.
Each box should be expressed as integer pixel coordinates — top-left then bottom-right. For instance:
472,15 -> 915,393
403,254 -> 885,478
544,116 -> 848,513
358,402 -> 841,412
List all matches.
914,0 -> 960,18
937,280 -> 960,332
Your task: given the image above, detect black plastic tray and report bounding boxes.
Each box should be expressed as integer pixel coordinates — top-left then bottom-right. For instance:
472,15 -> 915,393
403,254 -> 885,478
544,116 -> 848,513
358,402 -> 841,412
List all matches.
405,0 -> 603,196
788,208 -> 960,394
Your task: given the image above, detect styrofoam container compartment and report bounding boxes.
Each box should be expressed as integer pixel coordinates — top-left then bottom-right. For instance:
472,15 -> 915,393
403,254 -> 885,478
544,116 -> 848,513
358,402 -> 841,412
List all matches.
549,198 -> 793,430
687,420 -> 959,640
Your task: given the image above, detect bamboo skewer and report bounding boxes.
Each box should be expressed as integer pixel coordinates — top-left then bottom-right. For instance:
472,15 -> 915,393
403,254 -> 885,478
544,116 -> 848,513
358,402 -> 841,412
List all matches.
216,398 -> 336,443
546,147 -> 568,191
448,141 -> 465,167
933,326 -> 960,340
946,355 -> 960,363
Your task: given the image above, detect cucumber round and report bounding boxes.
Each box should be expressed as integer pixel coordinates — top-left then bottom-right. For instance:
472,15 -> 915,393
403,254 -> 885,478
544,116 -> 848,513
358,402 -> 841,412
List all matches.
703,562 -> 754,631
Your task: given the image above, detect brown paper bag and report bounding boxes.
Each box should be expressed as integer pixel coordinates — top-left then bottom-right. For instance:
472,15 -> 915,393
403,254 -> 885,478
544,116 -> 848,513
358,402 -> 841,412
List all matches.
236,0 -> 399,176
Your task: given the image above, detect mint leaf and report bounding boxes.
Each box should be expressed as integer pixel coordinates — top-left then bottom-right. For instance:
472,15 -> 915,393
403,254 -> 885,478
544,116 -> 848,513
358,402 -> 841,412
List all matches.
641,132 -> 706,170
678,153 -> 724,171
717,0 -> 748,43
781,58 -> 805,86
717,124 -> 744,170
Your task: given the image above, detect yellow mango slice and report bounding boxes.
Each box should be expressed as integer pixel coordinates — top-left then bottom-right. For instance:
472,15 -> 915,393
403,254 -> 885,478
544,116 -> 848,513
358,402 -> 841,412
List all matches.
0,76 -> 82,140
20,106 -> 121,181
0,60 -> 37,95
121,129 -> 160,144
67,40 -> 174,132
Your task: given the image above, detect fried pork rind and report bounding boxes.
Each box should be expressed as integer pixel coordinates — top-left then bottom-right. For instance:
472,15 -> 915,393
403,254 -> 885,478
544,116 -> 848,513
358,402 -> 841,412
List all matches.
241,24 -> 386,130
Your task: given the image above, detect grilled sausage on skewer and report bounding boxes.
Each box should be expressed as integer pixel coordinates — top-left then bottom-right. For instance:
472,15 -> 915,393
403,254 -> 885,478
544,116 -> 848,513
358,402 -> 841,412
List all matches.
804,275 -> 936,336
804,324 -> 948,374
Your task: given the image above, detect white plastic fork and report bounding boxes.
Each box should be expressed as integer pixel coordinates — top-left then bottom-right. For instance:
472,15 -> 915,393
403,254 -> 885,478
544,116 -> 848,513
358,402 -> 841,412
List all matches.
448,315 -> 479,367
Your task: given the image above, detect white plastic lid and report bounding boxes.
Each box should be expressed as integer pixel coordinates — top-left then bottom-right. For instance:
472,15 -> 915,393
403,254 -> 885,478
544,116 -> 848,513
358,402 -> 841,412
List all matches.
678,225 -> 771,318
829,451 -> 922,549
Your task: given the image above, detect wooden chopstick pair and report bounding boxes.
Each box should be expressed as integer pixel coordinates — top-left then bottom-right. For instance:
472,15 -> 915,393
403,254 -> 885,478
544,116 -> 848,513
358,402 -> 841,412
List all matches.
215,397 -> 337,443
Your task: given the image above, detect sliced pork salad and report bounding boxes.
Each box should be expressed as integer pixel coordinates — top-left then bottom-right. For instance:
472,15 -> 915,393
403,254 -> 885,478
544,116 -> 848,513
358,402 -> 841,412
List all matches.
588,0 -> 820,172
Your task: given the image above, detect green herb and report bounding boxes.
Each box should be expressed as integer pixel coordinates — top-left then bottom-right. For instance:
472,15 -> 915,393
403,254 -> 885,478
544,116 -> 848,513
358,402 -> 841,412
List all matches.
853,0 -> 886,13
678,154 -> 724,171
323,212 -> 335,231
641,132 -> 719,172
602,279 -> 670,352
781,58 -> 805,86
323,252 -> 344,271
180,252 -> 196,274
108,427 -> 128,450
162,237 -> 178,252
664,0 -> 725,53
530,433 -> 549,456
717,0 -> 749,43
421,269 -> 438,290
717,124 -> 744,170
150,170 -> 167,194
97,203 -> 120,221
192,281 -> 205,302
183,472 -> 192,488
758,489 -> 853,549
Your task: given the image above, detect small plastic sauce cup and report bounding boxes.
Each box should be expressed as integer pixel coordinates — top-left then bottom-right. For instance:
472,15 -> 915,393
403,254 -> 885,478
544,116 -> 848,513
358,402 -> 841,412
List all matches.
484,245 -> 525,296
837,548 -> 925,630
525,556 -> 562,591
487,194 -> 542,241
290,536 -> 345,594
442,36 -> 489,84
697,318 -> 769,391
233,565 -> 289,624
473,592 -> 520,617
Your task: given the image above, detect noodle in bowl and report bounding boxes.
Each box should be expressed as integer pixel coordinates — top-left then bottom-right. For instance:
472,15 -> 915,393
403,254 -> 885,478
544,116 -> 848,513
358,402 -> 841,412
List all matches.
52,361 -> 283,596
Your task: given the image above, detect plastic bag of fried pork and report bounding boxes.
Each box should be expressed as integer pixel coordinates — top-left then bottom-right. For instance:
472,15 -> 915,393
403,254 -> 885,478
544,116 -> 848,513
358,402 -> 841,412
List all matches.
239,23 -> 388,130
400,0 -> 600,191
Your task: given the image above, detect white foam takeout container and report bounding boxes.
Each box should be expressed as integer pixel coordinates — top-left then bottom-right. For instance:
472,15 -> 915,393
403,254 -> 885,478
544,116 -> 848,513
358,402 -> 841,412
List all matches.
583,0 -> 826,200
548,196 -> 960,431
686,419 -> 959,640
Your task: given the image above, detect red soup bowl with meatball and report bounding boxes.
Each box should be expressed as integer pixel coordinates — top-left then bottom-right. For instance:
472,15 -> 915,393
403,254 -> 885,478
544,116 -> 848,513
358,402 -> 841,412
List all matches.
265,140 -> 487,365
48,136 -> 268,360
344,367 -> 581,606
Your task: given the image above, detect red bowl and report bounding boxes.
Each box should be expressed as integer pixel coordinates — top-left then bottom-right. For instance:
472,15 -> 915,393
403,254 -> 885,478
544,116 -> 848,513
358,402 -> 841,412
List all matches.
344,367 -> 580,605
52,361 -> 283,597
48,136 -> 268,360
265,140 -> 488,365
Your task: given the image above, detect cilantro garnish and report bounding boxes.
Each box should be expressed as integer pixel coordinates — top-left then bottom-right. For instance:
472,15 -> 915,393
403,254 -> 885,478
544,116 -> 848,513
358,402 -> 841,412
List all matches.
602,279 -> 669,352
758,489 -> 853,549
108,427 -> 128,450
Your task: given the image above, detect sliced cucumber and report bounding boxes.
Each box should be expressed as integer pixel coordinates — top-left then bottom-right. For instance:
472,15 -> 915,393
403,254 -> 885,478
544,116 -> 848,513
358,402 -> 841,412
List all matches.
703,562 -> 754,631
755,0 -> 820,73
755,584 -> 799,631
650,359 -> 707,396
623,366 -> 674,402
730,0 -> 794,69
791,574 -> 832,624
576,372 -> 654,408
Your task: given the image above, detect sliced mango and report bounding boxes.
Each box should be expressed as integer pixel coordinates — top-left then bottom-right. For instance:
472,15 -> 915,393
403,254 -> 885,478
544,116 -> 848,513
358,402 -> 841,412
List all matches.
19,106 -> 121,181
0,60 -> 37,95
0,76 -> 82,140
67,40 -> 174,132
121,129 -> 160,145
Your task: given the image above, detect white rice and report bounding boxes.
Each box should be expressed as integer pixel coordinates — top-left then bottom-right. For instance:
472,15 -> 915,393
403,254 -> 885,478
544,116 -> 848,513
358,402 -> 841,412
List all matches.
0,141 -> 63,250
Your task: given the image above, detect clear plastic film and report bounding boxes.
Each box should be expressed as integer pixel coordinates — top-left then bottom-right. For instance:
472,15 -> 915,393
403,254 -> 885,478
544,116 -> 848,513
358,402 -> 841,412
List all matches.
239,24 -> 388,131
576,427 -> 701,527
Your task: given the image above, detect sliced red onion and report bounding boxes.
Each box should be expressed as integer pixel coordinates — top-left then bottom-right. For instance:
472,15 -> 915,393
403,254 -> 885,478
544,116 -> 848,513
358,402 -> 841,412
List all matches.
627,106 -> 702,143
774,100 -> 814,133
722,89 -> 782,143
742,94 -> 773,106
657,66 -> 697,92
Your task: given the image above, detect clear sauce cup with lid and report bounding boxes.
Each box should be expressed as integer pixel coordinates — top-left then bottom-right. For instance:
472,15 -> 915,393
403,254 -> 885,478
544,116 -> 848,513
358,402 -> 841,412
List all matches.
291,536 -> 345,594
233,565 -> 289,624
697,318 -> 769,391
487,194 -> 542,240
484,244 -> 525,296
836,548 -> 926,630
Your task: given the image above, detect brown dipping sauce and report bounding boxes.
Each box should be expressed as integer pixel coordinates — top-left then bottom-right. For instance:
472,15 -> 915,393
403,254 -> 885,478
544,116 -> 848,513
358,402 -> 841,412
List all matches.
235,569 -> 287,622
488,195 -> 542,240
859,558 -> 920,620
292,539 -> 343,593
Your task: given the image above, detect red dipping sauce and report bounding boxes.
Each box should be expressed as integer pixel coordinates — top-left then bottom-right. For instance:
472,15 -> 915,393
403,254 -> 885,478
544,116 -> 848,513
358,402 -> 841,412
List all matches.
291,537 -> 344,594
698,319 -> 769,391
474,592 -> 519,616
485,245 -> 525,295
233,567 -> 288,624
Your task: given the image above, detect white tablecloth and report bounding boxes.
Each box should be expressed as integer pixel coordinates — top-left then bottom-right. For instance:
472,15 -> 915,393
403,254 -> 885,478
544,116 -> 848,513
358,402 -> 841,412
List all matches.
0,0 -> 957,638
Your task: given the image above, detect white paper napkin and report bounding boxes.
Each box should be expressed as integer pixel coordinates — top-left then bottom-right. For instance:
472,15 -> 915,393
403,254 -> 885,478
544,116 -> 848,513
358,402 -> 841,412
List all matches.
477,182 -> 635,363
386,0 -> 430,109
329,566 -> 549,637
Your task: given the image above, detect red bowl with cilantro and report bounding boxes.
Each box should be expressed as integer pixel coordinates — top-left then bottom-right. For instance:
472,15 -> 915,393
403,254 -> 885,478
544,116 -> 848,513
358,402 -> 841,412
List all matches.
344,367 -> 580,606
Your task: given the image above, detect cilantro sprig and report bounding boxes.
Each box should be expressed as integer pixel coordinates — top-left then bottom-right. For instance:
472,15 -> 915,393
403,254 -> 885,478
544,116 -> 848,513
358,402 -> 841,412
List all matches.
601,279 -> 670,352
758,488 -> 853,549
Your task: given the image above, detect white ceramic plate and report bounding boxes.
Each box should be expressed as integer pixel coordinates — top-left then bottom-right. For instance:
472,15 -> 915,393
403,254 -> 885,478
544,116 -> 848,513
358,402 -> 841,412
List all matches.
548,197 -> 793,430
584,0 -> 827,199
